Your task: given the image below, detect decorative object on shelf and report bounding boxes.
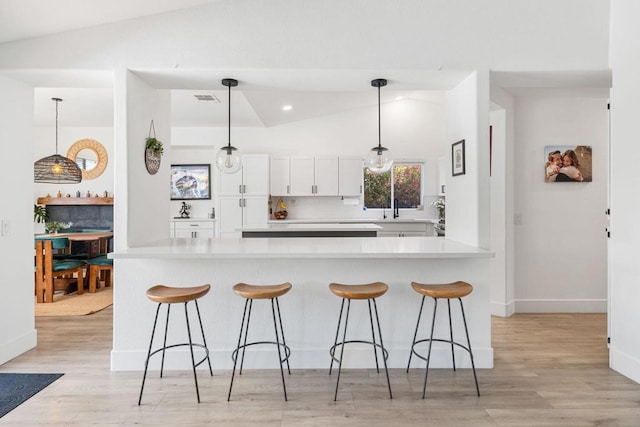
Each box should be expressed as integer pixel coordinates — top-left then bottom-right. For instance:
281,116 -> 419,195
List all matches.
170,164 -> 211,200
44,221 -> 72,234
144,120 -> 163,175
66,138 -> 108,180
452,139 -> 466,177
364,78 -> 393,175
34,98 -> 83,184
76,191 -> 81,197
56,191 -> 62,198
34,204 -> 48,224
215,78 -> 242,174
274,199 -> 288,220
431,198 -> 446,221
179,201 -> 192,218
208,207 -> 215,219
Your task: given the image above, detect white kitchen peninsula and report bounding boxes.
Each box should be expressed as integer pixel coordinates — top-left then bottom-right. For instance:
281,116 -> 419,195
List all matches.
109,237 -> 493,371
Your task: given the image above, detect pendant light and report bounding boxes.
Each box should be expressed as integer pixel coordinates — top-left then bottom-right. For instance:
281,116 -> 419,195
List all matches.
215,78 -> 242,174
364,78 -> 393,174
34,98 -> 82,183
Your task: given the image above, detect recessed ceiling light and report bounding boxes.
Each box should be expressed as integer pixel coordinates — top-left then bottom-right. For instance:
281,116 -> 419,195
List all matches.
395,96 -> 405,101
282,105 -> 293,111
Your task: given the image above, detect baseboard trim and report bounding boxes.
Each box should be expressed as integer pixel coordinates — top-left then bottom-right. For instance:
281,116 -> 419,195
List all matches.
514,299 -> 607,313
0,328 -> 37,365
610,347 -> 640,385
491,300 -> 516,317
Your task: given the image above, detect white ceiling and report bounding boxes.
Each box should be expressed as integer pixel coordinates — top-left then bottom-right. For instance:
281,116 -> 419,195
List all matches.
12,1 -> 611,128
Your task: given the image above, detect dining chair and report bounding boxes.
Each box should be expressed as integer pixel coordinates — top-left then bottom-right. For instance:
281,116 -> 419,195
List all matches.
34,237 -> 85,303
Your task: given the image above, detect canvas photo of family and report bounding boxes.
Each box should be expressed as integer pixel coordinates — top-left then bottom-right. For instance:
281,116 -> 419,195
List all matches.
544,145 -> 592,183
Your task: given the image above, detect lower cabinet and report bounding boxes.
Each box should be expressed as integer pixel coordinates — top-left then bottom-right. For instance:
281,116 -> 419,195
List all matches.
170,219 -> 215,239
375,222 -> 432,237
218,195 -> 268,237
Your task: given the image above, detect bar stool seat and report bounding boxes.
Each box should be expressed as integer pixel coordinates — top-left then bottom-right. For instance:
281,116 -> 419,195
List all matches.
407,281 -> 480,398
138,284 -> 213,405
329,282 -> 392,401
228,282 -> 292,401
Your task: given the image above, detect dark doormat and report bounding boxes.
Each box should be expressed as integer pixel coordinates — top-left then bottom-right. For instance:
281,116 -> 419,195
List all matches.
0,373 -> 64,418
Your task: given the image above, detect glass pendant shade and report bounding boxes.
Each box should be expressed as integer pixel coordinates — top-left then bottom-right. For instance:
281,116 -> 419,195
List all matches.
216,78 -> 242,174
365,78 -> 393,175
215,146 -> 242,174
34,98 -> 82,183
365,146 -> 393,174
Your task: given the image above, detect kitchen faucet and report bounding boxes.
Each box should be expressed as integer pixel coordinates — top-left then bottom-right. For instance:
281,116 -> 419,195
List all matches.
382,207 -> 387,219
393,199 -> 399,219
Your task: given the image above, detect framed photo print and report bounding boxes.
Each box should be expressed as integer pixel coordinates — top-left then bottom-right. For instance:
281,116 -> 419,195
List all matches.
452,139 -> 466,176
170,164 -> 211,200
544,145 -> 592,183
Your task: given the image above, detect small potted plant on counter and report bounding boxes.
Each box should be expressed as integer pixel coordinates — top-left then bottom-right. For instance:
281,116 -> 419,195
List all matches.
431,198 -> 445,221
44,221 -> 73,234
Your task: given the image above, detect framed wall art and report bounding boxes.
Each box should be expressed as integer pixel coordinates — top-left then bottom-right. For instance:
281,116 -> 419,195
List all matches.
170,164 -> 211,200
544,145 -> 592,183
452,139 -> 466,176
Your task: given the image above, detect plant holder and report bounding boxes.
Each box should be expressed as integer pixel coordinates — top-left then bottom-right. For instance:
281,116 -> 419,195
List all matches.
145,120 -> 162,175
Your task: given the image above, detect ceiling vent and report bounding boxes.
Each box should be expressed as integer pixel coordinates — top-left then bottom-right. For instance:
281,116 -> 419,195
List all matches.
193,94 -> 220,103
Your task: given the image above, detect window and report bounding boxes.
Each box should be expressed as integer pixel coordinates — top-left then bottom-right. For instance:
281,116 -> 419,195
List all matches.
364,163 -> 423,209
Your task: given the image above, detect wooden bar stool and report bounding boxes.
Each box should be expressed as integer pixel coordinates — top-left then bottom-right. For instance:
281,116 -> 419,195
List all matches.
228,282 -> 292,401
138,284 -> 213,405
407,281 -> 480,398
328,282 -> 392,401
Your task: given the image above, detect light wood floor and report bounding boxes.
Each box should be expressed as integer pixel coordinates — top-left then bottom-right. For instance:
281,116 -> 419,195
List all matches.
1,310 -> 639,426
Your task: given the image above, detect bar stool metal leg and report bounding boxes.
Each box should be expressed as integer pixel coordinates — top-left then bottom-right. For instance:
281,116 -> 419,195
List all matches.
239,299 -> 253,375
367,300 -> 380,373
447,299 -> 456,371
271,297 -> 288,401
275,297 -> 291,374
333,298 -> 351,401
184,302 -> 201,402
329,298 -> 346,375
228,299 -> 250,401
160,304 -> 171,378
194,299 -> 213,375
459,298 -> 480,396
407,295 -> 426,372
422,298 -> 439,399
372,298 -> 392,399
138,303 -> 162,405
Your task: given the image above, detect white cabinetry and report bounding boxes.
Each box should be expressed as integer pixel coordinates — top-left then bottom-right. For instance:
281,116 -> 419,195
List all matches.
270,156 -> 339,196
170,219 -> 215,239
218,154 -> 269,237
375,221 -> 430,237
339,157 -> 363,196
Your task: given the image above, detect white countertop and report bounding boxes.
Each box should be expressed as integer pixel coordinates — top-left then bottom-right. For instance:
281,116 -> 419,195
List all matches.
267,218 -> 437,224
242,223 -> 382,232
110,236 -> 492,260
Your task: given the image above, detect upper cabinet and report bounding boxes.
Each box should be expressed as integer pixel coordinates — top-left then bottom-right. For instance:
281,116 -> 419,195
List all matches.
270,156 -> 339,197
338,157 -> 363,197
219,154 -> 270,196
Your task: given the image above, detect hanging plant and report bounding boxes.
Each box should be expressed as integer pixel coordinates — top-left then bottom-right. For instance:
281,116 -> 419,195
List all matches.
145,136 -> 164,155
145,120 -> 162,175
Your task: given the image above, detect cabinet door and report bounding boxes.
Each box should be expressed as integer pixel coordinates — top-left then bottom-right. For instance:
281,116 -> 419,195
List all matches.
218,196 -> 243,237
339,157 -> 363,196
243,154 -> 269,195
314,156 -> 339,196
243,195 -> 269,229
290,157 -> 314,196
270,156 -> 290,196
218,166 -> 243,196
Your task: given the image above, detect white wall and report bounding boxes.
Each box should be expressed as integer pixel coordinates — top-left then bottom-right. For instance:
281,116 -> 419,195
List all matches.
0,76 -> 37,365
513,92 -> 608,312
609,0 -> 640,384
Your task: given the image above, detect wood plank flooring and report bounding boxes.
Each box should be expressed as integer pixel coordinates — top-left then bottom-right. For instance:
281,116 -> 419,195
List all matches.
1,311 -> 639,426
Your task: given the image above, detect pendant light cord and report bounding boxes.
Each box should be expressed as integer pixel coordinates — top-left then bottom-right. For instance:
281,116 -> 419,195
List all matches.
227,83 -> 231,149
377,84 -> 381,149
55,99 -> 59,155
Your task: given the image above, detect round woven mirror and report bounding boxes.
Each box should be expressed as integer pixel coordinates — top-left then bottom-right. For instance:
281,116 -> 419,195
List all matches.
67,138 -> 108,180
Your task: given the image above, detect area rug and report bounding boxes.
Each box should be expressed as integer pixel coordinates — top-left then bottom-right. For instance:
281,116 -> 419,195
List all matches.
35,287 -> 113,317
0,373 -> 63,418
